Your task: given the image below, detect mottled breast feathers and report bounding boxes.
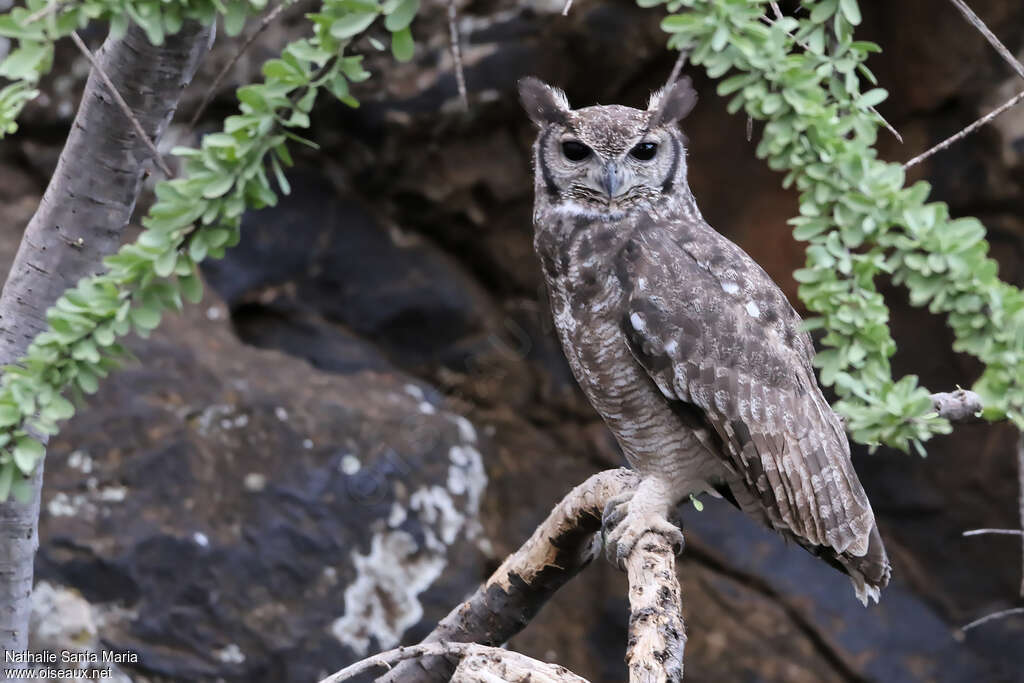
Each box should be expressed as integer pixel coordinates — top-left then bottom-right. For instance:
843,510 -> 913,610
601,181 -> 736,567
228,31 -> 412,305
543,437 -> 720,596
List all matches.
618,214 -> 874,557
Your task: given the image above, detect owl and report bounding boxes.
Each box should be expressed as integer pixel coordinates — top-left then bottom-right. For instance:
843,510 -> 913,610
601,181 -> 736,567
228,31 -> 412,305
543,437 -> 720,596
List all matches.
519,77 -> 890,604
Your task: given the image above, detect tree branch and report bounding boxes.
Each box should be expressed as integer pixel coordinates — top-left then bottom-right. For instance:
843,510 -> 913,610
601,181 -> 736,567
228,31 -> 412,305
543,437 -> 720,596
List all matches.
903,88 -> 1024,169
625,531 -> 685,683
188,2 -> 289,130
948,0 -> 1024,81
0,19 -> 212,653
377,468 -> 640,682
930,389 -> 983,423
68,31 -> 174,178
321,642 -> 590,683
446,0 -> 468,111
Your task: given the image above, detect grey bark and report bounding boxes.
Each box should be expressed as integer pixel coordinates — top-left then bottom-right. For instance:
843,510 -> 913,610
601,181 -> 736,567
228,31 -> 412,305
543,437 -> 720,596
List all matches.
0,21 -> 212,657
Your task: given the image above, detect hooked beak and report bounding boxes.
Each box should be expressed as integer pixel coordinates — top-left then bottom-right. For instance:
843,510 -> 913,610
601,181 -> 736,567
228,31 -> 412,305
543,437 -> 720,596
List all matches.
601,162 -> 623,198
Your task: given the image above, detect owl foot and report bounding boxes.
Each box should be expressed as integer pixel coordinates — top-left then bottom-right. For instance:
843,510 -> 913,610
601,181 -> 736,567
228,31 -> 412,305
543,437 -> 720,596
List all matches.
602,491 -> 684,570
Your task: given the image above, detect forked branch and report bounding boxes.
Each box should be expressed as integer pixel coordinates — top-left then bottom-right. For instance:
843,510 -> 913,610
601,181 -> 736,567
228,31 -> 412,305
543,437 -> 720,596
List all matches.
377,467 -> 640,682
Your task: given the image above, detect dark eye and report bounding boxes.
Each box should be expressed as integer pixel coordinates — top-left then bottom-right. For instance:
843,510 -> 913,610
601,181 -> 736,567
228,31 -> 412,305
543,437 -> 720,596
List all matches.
561,140 -> 591,162
629,142 -> 658,161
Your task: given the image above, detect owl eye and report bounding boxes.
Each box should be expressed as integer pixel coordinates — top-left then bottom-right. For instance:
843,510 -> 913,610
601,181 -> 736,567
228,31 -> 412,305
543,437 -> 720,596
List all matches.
629,142 -> 658,161
561,140 -> 592,162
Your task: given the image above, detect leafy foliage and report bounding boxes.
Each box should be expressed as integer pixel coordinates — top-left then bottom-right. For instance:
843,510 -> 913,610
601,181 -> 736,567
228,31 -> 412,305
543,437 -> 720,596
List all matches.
0,0 -> 421,499
640,0 -> 1024,452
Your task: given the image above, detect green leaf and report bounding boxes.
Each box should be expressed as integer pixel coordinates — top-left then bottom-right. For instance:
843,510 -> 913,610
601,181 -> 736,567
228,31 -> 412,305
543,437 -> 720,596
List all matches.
202,175 -> 235,199
391,26 -> 414,62
856,88 -> 887,109
224,0 -> 249,36
384,0 -> 419,32
12,437 -> 43,475
0,41 -> 51,81
131,304 -> 162,331
154,249 -> 178,277
179,273 -> 204,304
43,395 -> 74,421
330,12 -> 378,39
76,368 -> 99,394
0,464 -> 13,502
10,475 -> 34,503
839,0 -> 862,25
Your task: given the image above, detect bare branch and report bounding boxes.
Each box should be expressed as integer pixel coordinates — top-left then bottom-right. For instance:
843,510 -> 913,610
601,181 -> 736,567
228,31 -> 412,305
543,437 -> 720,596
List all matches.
904,87 -> 1024,168
447,0 -> 468,111
377,468 -> 641,683
930,389 -> 984,423
320,642 -> 589,683
963,529 -> 1024,537
22,0 -> 63,26
961,607 -> 1024,632
188,3 -> 288,130
948,0 -> 1024,81
69,31 -> 174,178
625,531 -> 685,683
561,0 -> 573,16
453,648 -> 591,683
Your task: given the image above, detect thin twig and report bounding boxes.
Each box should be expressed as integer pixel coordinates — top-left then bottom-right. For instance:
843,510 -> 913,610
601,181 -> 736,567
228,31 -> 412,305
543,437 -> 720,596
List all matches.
963,529 -> 1024,537
948,0 -> 1024,81
769,1 -> 783,20
665,49 -> 689,90
562,0 -> 572,15
188,3 -> 288,131
903,87 -> 1024,168
961,607 -> 1024,632
759,14 -> 902,143
70,32 -> 174,178
447,0 -> 468,111
22,0 -> 62,25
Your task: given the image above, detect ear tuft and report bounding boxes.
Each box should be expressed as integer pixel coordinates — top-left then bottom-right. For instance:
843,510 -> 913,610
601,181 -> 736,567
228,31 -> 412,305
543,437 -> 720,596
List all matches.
647,77 -> 697,127
518,77 -> 571,127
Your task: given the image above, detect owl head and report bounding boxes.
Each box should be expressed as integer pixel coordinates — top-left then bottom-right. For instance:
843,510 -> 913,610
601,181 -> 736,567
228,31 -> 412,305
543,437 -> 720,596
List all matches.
518,77 -> 697,217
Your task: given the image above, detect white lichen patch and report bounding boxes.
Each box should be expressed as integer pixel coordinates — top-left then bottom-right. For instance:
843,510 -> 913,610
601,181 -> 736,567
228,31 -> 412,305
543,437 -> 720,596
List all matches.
244,473 -> 267,492
418,401 -> 436,415
47,492 -> 92,518
403,384 -> 425,401
721,281 -> 740,294
193,532 -> 209,548
97,486 -> 127,503
388,502 -> 407,528
67,450 -> 93,474
448,415 -> 477,444
213,643 -> 245,664
409,486 -> 465,550
333,411 -> 490,656
302,438 -> 314,450
274,406 -> 289,422
330,531 -> 446,656
340,454 -> 361,475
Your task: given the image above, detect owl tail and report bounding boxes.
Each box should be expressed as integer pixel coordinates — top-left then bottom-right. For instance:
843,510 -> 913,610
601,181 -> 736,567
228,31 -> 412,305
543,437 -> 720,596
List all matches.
840,523 -> 891,607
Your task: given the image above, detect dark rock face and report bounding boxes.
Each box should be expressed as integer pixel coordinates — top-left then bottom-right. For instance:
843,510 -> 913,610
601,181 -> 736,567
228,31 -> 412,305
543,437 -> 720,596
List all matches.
6,0 -> 1024,682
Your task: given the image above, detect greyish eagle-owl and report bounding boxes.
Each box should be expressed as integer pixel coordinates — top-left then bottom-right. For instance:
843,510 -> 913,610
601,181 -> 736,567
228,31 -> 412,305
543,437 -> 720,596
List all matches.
519,76 -> 890,604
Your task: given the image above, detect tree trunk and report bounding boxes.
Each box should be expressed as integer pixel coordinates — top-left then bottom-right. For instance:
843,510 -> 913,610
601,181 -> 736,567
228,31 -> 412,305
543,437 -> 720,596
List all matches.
0,20 -> 212,657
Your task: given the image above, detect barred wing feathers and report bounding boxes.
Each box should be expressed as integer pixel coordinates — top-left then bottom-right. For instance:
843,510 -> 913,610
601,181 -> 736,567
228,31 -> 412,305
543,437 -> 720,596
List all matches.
619,215 -> 890,602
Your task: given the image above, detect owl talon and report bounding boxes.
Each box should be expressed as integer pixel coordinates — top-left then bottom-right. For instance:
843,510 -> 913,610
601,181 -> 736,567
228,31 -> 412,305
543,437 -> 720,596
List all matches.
602,495 -> 684,570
